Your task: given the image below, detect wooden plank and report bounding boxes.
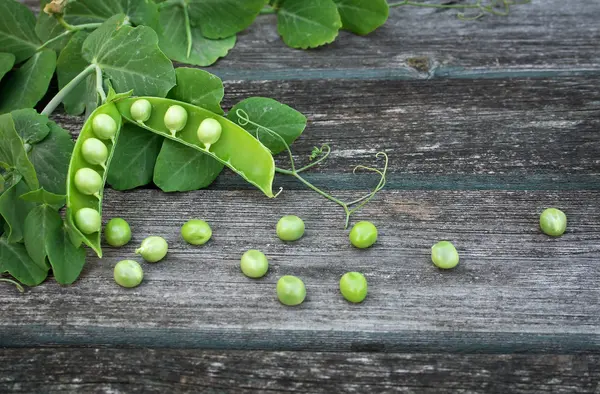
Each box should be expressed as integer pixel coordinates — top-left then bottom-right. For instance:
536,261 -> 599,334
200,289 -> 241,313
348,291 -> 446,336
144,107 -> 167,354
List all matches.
1,348 -> 599,393
20,0 -> 600,79
2,189 -> 599,350
51,77 -> 600,191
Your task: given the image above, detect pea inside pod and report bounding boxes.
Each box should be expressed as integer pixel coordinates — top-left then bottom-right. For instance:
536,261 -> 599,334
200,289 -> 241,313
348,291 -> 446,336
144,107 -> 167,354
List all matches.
66,103 -> 123,257
116,97 -> 276,198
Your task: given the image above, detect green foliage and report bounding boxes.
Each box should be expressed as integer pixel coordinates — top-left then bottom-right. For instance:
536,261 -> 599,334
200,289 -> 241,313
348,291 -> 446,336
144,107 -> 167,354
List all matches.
333,0 -> 389,35
0,53 -> 15,83
277,0 -> 342,49
11,108 -> 50,144
0,0 -> 40,63
0,113 -> 39,190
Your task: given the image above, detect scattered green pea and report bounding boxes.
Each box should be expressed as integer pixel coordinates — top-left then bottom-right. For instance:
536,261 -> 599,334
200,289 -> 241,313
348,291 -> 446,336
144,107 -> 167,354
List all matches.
135,236 -> 168,263
74,167 -> 102,196
181,219 -> 212,245
114,260 -> 143,288
277,275 -> 306,306
74,207 -> 101,235
92,113 -> 117,140
105,218 -> 132,247
130,99 -> 152,123
164,105 -> 188,136
81,138 -> 108,167
349,221 -> 378,249
276,215 -> 305,242
431,241 -> 459,269
197,118 -> 222,150
540,208 -> 567,237
240,249 -> 269,278
339,272 -> 368,303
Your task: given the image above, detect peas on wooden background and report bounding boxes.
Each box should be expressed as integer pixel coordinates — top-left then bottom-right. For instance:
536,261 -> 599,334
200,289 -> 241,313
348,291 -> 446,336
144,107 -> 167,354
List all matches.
92,113 -> 117,140
339,272 -> 368,303
276,215 -> 305,242
277,275 -> 306,306
164,104 -> 188,136
105,218 -> 132,247
431,241 -> 459,269
540,208 -> 567,237
197,118 -> 222,150
135,236 -> 168,263
81,138 -> 108,167
349,221 -> 378,248
74,168 -> 102,197
114,260 -> 143,288
181,219 -> 212,245
130,99 -> 152,123
74,208 -> 101,235
240,250 -> 269,278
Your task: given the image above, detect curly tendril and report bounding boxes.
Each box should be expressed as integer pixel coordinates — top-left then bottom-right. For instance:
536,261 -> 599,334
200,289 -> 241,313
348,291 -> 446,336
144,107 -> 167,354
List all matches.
388,0 -> 531,20
235,109 -> 388,229
0,278 -> 25,293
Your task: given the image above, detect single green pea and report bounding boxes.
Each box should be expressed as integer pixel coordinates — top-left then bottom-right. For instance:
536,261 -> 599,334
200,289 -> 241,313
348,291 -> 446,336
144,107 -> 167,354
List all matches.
114,260 -> 143,288
74,167 -> 102,196
339,272 -> 368,303
130,99 -> 152,123
276,215 -> 305,242
135,236 -> 168,263
197,118 -> 222,150
92,113 -> 117,140
74,207 -> 101,235
81,138 -> 108,166
181,219 -> 212,245
349,221 -> 378,249
540,208 -> 567,237
164,105 -> 188,136
240,250 -> 269,278
276,275 -> 306,306
431,241 -> 459,269
105,218 -> 132,247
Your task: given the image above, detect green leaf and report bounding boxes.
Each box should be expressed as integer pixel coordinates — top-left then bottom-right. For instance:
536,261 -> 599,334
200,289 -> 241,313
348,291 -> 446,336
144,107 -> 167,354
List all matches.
82,14 -> 175,98
0,0 -> 41,63
168,68 -> 224,115
188,0 -> 267,39
332,0 -> 388,35
0,113 -> 39,190
228,97 -> 306,154
0,50 -> 57,113
11,108 -> 50,144
107,123 -> 163,190
56,31 -> 96,115
46,223 -> 86,285
0,52 -> 15,83
20,187 -> 66,208
0,173 -> 4,193
153,139 -> 224,192
158,5 -> 236,67
0,178 -> 36,243
0,236 -> 48,286
23,204 -> 61,268
27,120 -> 74,195
277,0 -> 342,49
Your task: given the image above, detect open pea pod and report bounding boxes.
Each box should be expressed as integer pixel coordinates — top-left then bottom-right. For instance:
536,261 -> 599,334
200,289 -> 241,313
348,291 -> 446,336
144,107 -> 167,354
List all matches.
66,103 -> 123,258
115,97 -> 275,197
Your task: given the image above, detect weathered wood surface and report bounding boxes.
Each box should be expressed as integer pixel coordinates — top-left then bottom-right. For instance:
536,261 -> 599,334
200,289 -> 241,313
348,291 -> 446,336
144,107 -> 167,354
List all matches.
2,349 -> 599,393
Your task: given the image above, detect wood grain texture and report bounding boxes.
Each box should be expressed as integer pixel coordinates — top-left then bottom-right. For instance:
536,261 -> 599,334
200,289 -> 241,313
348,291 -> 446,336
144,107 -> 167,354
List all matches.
2,189 -> 599,350
1,348 -> 599,393
20,0 -> 600,79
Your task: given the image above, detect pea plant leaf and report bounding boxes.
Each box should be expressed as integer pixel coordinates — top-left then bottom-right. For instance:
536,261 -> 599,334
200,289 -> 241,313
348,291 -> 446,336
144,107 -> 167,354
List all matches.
0,52 -> 15,83
0,50 -> 57,114
23,204 -> 62,269
0,236 -> 48,287
167,68 -> 225,115
11,108 -> 50,145
27,120 -> 74,195
107,123 -> 163,190
153,139 -> 224,192
332,0 -> 389,35
277,0 -> 342,49
228,97 -> 307,154
0,0 -> 41,63
20,187 -> 66,209
158,5 -> 236,67
188,0 -> 267,39
0,178 -> 36,243
46,223 -> 86,285
0,113 -> 39,190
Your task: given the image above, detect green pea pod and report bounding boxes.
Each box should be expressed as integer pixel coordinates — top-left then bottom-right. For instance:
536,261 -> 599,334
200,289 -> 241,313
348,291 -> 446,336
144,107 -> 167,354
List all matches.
66,103 -> 123,258
116,97 -> 275,197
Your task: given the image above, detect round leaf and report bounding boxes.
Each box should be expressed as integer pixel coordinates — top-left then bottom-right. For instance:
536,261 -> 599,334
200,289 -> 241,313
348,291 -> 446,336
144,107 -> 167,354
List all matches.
168,68 -> 225,115
188,0 -> 267,39
332,0 -> 389,35
277,0 -> 342,49
0,0 -> 40,63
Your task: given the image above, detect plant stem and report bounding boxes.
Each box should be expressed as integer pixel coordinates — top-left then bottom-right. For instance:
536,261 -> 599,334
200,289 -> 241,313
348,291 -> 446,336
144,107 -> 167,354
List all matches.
41,63 -> 96,116
181,0 -> 193,58
95,65 -> 107,103
0,278 -> 25,293
36,22 -> 102,52
388,1 -> 482,9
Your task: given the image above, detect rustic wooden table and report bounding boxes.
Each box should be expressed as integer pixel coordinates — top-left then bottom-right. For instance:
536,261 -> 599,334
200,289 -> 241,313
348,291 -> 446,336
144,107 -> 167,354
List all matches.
2,1 -> 600,392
